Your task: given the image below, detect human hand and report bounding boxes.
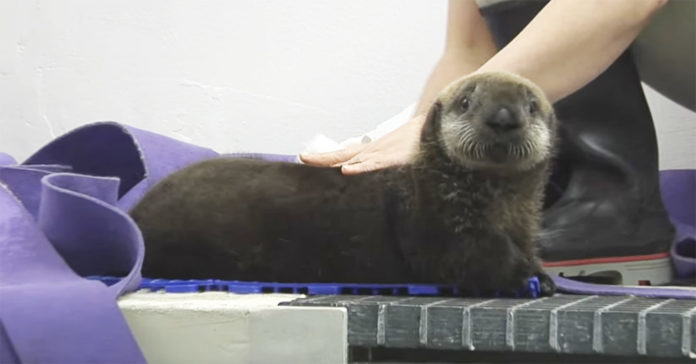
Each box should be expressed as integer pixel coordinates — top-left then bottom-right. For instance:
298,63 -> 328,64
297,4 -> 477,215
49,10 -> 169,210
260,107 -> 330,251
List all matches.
300,114 -> 426,175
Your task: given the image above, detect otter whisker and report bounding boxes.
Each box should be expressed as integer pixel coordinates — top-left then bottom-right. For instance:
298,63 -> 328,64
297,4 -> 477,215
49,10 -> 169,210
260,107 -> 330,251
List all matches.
522,140 -> 533,157
512,144 -> 522,159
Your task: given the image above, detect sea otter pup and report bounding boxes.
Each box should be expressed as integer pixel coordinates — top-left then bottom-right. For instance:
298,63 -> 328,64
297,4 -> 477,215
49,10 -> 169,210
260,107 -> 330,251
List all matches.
130,72 -> 558,295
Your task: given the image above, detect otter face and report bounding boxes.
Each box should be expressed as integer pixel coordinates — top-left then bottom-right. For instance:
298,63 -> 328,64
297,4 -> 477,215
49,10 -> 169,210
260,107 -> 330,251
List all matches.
436,72 -> 556,171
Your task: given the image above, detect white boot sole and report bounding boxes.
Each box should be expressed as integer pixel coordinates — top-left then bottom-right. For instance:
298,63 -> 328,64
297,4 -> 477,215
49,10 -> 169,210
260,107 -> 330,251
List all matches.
543,253 -> 673,286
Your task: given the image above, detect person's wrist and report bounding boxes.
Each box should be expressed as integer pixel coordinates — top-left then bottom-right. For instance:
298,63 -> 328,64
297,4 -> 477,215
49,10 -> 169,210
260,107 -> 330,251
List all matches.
409,112 -> 427,125
407,113 -> 428,132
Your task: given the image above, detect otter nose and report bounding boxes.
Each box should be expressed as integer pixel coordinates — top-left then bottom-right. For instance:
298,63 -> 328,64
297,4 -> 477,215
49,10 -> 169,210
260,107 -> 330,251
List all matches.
485,107 -> 521,131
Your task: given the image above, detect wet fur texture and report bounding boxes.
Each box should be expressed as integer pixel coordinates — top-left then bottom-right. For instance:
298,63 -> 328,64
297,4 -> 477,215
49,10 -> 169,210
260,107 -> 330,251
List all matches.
130,72 -> 558,294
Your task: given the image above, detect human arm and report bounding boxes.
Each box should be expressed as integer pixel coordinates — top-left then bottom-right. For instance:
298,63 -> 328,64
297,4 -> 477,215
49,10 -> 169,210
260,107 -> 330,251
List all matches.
477,0 -> 668,102
300,0 -> 496,174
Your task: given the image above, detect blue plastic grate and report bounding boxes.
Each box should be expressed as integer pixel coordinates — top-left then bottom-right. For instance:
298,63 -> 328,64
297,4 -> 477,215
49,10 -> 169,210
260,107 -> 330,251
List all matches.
90,276 -> 541,298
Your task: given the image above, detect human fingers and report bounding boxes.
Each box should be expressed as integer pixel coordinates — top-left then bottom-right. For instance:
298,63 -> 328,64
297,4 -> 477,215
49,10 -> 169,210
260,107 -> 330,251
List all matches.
340,150 -> 410,175
341,159 -> 384,175
299,144 -> 365,167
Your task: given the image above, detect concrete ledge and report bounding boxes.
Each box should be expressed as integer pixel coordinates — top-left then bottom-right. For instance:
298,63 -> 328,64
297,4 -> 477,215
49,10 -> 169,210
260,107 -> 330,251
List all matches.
118,291 -> 347,364
116,291 -> 695,362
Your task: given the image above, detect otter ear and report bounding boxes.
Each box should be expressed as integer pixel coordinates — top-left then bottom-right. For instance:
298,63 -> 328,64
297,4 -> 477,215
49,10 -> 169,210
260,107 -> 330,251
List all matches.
420,101 -> 443,141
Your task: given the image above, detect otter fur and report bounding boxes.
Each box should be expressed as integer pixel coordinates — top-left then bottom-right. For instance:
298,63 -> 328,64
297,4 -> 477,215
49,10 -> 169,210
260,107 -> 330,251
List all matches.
130,72 -> 558,295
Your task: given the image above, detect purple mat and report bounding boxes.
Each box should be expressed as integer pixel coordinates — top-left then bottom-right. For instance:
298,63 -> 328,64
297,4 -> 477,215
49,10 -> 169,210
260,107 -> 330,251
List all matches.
0,122 -> 694,363
661,169 -> 696,278
1,122 -> 217,363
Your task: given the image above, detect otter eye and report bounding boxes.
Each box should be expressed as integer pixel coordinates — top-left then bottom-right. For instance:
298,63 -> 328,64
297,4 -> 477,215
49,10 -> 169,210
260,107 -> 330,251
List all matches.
461,97 -> 470,111
528,100 -> 538,114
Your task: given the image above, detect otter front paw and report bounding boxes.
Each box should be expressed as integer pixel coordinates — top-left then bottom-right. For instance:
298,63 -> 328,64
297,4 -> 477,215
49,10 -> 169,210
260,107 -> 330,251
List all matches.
536,271 -> 556,296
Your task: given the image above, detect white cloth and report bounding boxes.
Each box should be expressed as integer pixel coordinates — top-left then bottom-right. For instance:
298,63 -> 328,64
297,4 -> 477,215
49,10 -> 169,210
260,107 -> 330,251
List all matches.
301,104 -> 416,154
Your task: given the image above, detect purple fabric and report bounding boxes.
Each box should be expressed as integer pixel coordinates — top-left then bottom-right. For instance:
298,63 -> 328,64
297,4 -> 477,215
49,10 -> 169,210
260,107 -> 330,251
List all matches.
0,152 -> 16,166
660,169 -> 696,277
671,221 -> 696,278
0,122 -> 218,363
0,181 -> 145,363
554,276 -> 696,299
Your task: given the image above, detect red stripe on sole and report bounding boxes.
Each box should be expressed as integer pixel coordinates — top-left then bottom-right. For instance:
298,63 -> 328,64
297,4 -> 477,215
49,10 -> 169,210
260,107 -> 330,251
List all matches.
542,252 -> 671,268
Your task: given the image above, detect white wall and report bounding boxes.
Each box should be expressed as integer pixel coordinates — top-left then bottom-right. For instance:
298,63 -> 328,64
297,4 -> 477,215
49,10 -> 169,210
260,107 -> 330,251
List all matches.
1,0 -> 693,169
643,86 -> 696,170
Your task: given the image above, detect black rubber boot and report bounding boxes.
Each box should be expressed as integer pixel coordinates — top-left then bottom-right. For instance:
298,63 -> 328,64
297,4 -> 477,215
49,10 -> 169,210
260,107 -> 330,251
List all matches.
480,1 -> 675,285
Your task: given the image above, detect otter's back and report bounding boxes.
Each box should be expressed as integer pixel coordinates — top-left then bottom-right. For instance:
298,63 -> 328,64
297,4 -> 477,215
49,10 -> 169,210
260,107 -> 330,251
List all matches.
130,157 -> 412,282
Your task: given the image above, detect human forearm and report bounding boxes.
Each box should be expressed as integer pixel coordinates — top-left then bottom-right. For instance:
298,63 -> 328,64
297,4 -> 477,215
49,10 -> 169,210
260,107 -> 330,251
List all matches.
477,0 -> 668,103
413,0 -> 498,117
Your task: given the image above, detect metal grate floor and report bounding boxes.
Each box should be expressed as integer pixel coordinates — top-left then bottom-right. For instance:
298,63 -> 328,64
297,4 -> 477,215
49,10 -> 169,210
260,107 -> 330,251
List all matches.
284,294 -> 696,360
